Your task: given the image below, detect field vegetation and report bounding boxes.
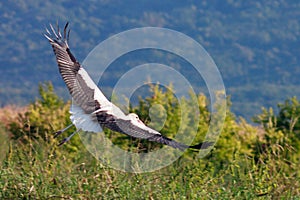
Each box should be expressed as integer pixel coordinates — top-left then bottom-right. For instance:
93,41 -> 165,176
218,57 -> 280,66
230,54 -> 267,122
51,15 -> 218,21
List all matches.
0,83 -> 299,199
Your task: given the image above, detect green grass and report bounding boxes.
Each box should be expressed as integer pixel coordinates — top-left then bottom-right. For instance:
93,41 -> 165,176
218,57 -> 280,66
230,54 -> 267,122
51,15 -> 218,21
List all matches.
0,83 -> 299,199
0,124 -> 9,165
0,134 -> 299,199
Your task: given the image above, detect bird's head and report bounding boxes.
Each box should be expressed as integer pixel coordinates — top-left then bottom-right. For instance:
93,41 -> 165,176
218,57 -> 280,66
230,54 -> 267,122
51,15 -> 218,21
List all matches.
127,113 -> 145,126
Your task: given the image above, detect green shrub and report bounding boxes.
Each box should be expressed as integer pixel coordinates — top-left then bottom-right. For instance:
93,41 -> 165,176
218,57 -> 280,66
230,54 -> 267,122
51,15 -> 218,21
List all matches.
253,97 -> 300,164
0,82 -> 299,199
8,82 -> 81,153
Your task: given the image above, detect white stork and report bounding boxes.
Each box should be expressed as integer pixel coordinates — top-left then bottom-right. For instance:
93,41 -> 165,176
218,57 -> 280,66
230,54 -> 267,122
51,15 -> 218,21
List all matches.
44,22 -> 213,151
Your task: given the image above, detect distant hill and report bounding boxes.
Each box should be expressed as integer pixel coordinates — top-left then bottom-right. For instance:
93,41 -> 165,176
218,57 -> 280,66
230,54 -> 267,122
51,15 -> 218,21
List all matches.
0,0 -> 299,120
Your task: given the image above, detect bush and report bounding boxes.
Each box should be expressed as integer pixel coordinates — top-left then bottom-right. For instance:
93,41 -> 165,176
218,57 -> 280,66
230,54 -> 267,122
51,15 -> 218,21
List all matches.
8,82 -> 81,152
0,82 -> 299,198
253,97 -> 300,163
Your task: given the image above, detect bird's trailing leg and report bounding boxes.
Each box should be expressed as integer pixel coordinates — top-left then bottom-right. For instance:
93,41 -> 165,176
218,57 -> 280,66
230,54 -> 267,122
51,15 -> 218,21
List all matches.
58,129 -> 80,146
54,124 -> 74,138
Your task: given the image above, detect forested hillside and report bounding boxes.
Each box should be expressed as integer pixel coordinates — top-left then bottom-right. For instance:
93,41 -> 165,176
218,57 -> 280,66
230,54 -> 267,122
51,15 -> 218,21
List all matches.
1,0 -> 300,119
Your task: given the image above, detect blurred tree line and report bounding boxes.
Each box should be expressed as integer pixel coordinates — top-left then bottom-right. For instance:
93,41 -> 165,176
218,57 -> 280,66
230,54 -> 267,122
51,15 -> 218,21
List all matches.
0,82 -> 299,198
7,82 -> 300,171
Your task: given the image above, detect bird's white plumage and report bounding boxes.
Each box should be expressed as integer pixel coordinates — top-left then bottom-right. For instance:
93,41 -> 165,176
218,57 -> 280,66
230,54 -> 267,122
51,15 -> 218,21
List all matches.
70,103 -> 102,133
77,68 -> 96,89
45,22 -> 213,150
127,113 -> 161,135
78,68 -> 109,103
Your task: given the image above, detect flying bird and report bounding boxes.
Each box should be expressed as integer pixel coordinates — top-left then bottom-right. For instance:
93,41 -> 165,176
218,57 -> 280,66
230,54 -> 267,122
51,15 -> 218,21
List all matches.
44,22 -> 213,151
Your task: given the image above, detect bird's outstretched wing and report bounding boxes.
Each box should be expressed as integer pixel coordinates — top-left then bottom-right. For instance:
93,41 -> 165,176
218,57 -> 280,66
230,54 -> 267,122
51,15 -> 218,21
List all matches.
100,115 -> 213,151
148,134 -> 213,151
95,101 -> 213,151
119,122 -> 213,150
44,22 -> 111,114
45,22 -> 213,151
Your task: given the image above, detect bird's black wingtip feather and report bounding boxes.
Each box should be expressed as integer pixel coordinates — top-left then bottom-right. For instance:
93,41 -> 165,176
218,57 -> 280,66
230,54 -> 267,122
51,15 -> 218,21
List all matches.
148,134 -> 214,151
189,141 -> 214,150
64,21 -> 69,29
44,21 -> 70,45
64,22 -> 70,39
